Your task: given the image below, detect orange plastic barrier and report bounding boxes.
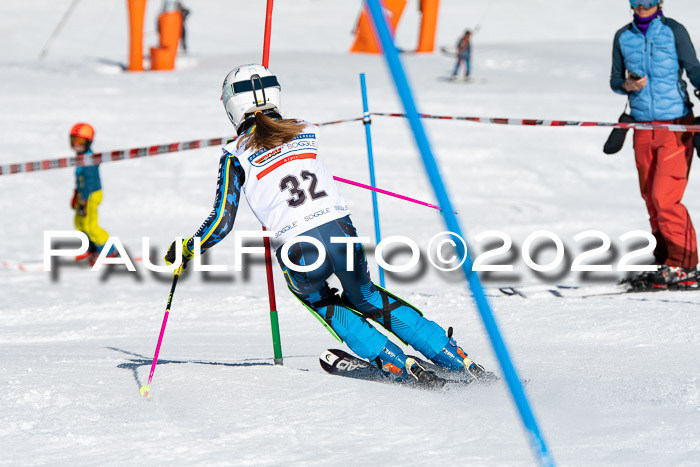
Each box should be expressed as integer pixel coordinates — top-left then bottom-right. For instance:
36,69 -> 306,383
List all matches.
150,10 -> 183,71
127,0 -> 147,71
416,0 -> 440,52
350,0 -> 406,54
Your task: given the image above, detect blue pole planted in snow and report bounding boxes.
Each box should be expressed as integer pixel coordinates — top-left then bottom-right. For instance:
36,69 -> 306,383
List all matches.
359,73 -> 385,288
364,1 -> 555,466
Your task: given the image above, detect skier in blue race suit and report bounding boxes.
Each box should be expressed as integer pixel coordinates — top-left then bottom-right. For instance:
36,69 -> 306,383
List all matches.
164,64 -> 495,387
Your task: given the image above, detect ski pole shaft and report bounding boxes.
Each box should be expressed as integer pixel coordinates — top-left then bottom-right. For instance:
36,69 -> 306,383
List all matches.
140,264 -> 183,398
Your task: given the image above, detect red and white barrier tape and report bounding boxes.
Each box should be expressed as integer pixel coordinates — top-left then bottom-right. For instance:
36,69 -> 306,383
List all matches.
320,117 -> 365,126
372,112 -> 700,133
0,117 -> 363,177
6,112 -> 697,177
0,136 -> 232,176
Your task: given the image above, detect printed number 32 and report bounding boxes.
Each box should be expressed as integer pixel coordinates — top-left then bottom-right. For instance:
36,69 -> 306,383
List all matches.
280,170 -> 328,207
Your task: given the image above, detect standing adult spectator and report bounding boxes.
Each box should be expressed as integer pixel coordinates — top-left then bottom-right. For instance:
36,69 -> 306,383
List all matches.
610,0 -> 700,289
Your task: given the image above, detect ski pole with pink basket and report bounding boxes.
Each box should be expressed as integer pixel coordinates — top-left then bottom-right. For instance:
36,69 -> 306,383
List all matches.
140,263 -> 183,398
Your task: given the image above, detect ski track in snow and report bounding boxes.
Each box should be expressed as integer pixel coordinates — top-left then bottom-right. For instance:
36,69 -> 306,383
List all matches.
2,1 -> 700,466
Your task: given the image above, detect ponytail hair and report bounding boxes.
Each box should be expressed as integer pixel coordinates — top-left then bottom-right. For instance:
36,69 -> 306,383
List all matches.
236,112 -> 306,152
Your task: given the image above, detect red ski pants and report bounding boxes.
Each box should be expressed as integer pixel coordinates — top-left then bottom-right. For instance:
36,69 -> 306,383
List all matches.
633,115 -> 697,269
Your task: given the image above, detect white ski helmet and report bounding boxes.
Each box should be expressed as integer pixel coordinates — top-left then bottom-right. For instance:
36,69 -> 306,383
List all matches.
221,64 -> 281,133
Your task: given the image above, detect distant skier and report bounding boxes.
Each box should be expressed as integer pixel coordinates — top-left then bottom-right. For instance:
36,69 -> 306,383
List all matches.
176,1 -> 190,53
164,64 -> 495,387
452,29 -> 472,80
610,0 -> 700,290
69,123 -> 114,264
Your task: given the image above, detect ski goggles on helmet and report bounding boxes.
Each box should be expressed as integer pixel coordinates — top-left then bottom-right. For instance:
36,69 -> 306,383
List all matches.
629,0 -> 659,8
231,75 -> 280,95
70,136 -> 88,146
221,75 -> 281,103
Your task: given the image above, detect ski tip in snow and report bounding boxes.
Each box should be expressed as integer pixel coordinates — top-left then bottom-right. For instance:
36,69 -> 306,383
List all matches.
319,348 -> 383,381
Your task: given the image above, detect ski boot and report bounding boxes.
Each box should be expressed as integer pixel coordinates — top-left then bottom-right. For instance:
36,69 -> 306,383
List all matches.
405,357 -> 447,389
655,266 -> 698,290
624,265 -> 698,291
374,346 -> 445,388
75,243 -> 98,265
374,343 -> 449,389
75,251 -> 92,262
462,356 -> 498,382
375,344 -> 408,377
437,328 -> 499,383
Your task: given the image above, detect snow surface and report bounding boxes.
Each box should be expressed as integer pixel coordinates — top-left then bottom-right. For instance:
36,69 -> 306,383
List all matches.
1,1 -> 699,466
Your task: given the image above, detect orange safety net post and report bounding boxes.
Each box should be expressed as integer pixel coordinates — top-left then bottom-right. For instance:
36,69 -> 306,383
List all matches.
416,0 -> 440,52
350,0 -> 406,54
127,0 -> 147,71
151,9 -> 183,70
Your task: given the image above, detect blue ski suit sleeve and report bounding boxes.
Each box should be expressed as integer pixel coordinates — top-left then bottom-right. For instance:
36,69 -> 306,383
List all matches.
610,26 -> 631,95
187,152 -> 245,255
669,20 -> 700,90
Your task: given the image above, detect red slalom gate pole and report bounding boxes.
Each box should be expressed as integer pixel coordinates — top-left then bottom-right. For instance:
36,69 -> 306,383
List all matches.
262,0 -> 274,67
260,0 -> 283,365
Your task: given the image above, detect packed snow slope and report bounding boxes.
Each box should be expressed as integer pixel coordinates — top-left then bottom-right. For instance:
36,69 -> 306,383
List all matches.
1,1 -> 699,466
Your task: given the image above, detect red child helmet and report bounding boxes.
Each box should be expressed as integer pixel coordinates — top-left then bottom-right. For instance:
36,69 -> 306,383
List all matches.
70,122 -> 95,141
69,123 -> 95,154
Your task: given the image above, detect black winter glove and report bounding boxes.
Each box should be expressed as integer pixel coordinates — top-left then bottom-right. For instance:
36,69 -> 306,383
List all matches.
164,237 -> 194,269
603,113 -> 636,155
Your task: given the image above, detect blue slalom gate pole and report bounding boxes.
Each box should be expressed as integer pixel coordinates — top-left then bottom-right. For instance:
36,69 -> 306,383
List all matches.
364,1 -> 555,465
359,73 -> 385,288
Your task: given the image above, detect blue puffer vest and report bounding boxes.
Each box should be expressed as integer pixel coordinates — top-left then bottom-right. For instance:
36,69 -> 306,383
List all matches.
616,17 -> 692,121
